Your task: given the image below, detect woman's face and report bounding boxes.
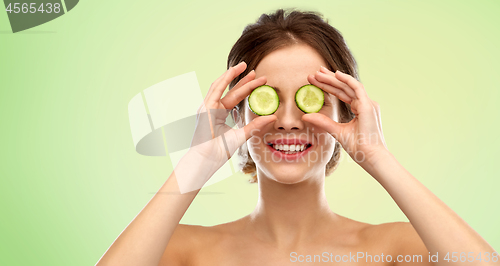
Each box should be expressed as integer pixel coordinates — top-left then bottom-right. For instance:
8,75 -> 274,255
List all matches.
244,43 -> 340,184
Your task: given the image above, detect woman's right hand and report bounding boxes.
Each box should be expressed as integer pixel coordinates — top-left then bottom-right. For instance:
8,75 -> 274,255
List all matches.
174,62 -> 277,192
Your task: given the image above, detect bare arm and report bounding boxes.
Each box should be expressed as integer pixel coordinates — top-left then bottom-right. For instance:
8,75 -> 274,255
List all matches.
366,151 -> 498,266
304,67 -> 497,266
95,61 -> 276,266
94,166 -> 202,266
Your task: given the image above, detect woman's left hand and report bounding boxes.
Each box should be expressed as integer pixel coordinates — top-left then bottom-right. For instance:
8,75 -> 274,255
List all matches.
302,66 -> 389,171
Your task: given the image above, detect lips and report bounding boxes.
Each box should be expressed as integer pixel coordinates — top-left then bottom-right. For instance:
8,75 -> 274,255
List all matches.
265,138 -> 313,160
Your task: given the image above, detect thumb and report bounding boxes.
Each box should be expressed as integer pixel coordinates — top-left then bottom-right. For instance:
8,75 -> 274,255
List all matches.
223,115 -> 277,155
301,113 -> 343,138
243,115 -> 277,140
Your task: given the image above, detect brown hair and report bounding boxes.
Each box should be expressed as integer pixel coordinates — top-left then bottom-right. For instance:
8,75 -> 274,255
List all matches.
228,8 -> 357,183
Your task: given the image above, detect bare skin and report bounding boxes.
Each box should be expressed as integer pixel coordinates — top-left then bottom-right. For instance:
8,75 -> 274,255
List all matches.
160,218 -> 430,265
96,44 -> 497,266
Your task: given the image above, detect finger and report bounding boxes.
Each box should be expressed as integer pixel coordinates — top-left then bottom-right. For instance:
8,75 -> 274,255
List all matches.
309,73 -> 360,115
334,70 -> 370,102
349,98 -> 362,115
243,115 -> 277,141
310,72 -> 361,115
301,112 -> 345,140
317,67 -> 357,99
224,115 -> 277,155
220,76 -> 267,110
207,62 -> 247,105
206,69 -> 229,103
308,74 -> 352,104
232,69 -> 256,92
205,61 -> 246,105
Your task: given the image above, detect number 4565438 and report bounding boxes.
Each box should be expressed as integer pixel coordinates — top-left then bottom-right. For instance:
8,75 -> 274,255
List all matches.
443,252 -> 499,263
6,3 -> 61,14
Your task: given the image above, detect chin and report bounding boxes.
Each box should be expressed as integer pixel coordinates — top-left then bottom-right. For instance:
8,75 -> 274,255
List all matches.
271,175 -> 308,185
271,170 -> 307,184
257,163 -> 319,184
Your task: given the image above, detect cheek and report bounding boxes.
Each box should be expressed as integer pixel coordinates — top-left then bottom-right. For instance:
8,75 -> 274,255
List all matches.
332,104 -> 340,123
245,125 -> 270,160
244,101 -> 259,124
320,96 -> 339,122
246,136 -> 266,165
310,119 -> 336,162
247,135 -> 265,150
315,131 -> 336,150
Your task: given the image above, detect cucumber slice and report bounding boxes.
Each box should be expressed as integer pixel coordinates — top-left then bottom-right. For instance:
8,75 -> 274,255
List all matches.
295,84 -> 324,113
248,85 -> 280,116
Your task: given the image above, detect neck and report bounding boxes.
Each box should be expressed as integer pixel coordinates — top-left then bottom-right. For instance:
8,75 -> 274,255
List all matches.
247,172 -> 338,249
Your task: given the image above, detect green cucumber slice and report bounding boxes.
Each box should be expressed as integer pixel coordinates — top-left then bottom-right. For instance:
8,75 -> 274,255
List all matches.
248,85 -> 279,116
295,84 -> 324,113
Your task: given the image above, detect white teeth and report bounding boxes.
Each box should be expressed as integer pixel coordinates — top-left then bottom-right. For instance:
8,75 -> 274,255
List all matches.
271,144 -> 308,152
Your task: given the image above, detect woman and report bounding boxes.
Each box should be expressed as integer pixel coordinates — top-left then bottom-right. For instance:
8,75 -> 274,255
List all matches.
96,9 -> 497,266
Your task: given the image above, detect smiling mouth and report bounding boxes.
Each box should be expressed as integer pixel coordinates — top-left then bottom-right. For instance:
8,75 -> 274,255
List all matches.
266,143 -> 313,154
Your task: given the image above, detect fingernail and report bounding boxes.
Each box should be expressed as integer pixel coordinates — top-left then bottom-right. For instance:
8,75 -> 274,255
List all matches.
336,70 -> 343,74
320,66 -> 327,71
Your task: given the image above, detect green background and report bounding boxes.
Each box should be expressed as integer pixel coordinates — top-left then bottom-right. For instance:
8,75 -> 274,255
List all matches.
1,0 -> 499,265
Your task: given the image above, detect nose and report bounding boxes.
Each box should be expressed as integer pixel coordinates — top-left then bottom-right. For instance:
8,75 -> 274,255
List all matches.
273,99 -> 305,131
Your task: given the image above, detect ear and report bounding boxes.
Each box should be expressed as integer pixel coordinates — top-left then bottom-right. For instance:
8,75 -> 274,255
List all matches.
232,109 -> 244,129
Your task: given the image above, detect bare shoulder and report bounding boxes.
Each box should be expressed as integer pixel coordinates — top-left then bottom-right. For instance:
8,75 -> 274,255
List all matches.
360,221 -> 432,265
158,222 -> 238,266
360,221 -> 415,238
158,224 -> 217,266
373,222 -> 427,248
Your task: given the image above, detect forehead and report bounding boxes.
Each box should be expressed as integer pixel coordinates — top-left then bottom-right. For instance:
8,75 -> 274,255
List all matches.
254,43 -> 328,93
